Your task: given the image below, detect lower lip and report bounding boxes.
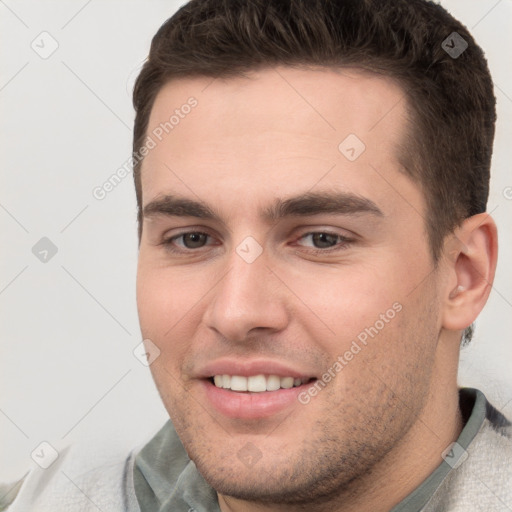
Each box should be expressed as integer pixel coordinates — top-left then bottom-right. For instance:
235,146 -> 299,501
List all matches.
201,379 -> 313,419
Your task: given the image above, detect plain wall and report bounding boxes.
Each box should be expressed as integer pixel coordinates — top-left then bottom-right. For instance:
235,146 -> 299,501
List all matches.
1,0 -> 511,482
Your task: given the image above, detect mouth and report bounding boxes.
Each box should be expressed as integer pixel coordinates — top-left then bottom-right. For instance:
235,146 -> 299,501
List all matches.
210,374 -> 315,392
200,373 -> 318,419
196,358 -> 320,418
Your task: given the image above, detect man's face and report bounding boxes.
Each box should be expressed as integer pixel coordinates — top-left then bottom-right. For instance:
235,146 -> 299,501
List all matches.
136,67 -> 445,503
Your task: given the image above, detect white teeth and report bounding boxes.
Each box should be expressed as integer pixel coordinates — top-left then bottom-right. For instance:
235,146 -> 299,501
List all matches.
280,377 -> 294,389
247,375 -> 267,392
230,375 -> 248,391
266,375 -> 281,391
212,374 -> 308,392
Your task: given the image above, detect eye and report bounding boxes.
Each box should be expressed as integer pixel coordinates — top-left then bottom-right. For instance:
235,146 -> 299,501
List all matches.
160,229 -> 353,256
162,231 -> 213,252
295,231 -> 353,252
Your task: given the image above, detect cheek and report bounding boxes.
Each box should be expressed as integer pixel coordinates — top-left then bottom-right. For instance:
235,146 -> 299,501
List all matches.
136,262 -> 202,336
136,262 -> 212,377
283,262 -> 407,341
136,270 -> 169,339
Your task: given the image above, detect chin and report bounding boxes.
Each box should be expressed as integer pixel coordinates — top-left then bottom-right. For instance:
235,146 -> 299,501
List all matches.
189,443 -> 356,507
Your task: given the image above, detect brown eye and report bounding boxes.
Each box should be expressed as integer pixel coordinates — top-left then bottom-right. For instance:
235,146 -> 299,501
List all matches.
180,232 -> 209,249
162,231 -> 213,253
294,231 -> 354,254
310,232 -> 339,248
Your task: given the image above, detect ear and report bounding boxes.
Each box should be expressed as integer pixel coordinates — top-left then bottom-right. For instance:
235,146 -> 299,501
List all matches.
442,213 -> 498,332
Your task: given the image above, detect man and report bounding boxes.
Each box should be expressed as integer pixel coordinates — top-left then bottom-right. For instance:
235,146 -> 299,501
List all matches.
4,0 -> 511,510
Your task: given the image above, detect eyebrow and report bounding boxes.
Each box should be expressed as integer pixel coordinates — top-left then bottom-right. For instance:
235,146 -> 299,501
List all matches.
142,191 -> 384,223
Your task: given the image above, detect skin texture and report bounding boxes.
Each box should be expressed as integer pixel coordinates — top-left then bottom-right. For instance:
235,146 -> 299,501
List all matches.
136,66 -> 497,511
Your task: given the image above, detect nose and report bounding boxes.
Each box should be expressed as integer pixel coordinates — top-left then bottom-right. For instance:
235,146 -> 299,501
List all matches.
203,247 -> 289,343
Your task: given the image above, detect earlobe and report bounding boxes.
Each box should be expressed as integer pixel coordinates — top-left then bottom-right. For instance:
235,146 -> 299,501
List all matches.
442,213 -> 498,332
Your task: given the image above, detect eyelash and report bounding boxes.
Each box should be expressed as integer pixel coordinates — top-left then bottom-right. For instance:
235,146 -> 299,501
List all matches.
297,232 -> 353,254
160,230 -> 354,255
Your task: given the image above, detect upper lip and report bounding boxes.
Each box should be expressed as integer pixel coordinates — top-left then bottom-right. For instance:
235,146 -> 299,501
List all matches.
196,358 -> 318,379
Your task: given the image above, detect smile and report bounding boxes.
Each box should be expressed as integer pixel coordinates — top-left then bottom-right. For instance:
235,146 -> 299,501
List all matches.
211,374 -> 312,392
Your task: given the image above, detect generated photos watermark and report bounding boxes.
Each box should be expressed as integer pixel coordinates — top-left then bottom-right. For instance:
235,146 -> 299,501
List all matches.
92,97 -> 198,201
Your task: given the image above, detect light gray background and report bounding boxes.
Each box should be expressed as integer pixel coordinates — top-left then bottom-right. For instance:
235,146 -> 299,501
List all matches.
1,0 -> 511,483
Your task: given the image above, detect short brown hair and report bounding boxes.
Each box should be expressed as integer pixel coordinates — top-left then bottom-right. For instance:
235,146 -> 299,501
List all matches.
132,0 -> 497,342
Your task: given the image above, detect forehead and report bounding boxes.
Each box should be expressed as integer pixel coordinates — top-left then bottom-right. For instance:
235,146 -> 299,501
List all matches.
140,66 -> 414,216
